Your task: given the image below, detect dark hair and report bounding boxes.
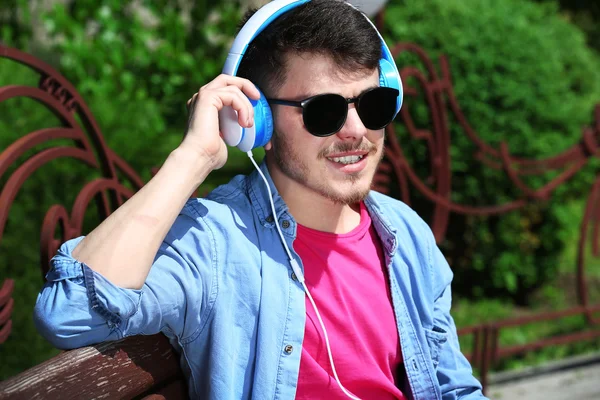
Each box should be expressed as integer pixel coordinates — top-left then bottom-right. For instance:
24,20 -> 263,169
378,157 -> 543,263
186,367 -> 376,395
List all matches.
236,0 -> 381,97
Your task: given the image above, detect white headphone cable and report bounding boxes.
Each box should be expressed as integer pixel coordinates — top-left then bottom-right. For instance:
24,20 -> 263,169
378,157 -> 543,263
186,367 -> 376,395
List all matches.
247,151 -> 361,400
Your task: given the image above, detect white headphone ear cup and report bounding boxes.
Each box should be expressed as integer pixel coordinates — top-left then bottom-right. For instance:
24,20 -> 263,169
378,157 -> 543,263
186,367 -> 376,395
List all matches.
219,106 -> 244,147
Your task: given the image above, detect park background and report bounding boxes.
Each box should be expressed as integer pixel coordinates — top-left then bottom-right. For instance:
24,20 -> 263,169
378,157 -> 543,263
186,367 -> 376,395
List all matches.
1,0 -> 600,389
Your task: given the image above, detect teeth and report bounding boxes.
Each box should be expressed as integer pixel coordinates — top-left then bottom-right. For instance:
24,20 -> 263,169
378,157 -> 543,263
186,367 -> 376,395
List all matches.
328,155 -> 364,164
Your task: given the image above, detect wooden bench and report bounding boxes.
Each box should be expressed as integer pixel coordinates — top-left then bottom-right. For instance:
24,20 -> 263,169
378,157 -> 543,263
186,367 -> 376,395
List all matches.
0,335 -> 185,399
1,37 -> 600,398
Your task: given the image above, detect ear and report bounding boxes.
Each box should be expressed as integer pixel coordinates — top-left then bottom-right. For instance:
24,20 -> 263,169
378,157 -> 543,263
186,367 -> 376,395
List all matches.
264,140 -> 273,151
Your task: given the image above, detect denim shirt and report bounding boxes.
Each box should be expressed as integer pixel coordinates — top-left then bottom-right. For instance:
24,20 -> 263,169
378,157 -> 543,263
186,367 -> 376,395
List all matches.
34,161 -> 486,400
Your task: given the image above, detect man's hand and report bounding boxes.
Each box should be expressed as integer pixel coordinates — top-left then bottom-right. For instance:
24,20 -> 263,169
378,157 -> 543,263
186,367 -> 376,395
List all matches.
181,74 -> 261,170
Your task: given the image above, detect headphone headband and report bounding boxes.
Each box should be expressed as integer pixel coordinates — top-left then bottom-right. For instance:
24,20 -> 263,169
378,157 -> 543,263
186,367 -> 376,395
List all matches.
219,0 -> 403,152
223,0 -> 311,76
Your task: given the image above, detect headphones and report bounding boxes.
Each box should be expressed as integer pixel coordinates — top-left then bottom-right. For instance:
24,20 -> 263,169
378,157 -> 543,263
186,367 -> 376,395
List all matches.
218,0 -> 403,152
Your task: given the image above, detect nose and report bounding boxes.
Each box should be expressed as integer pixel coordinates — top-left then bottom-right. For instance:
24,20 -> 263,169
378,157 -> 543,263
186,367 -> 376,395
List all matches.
336,104 -> 367,142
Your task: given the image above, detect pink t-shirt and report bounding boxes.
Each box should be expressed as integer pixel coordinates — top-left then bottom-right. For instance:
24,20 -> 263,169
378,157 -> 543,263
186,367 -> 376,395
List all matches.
294,202 -> 406,399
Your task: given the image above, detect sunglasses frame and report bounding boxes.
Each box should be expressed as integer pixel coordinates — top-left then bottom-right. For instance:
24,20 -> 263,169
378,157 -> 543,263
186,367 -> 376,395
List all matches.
267,86 -> 399,137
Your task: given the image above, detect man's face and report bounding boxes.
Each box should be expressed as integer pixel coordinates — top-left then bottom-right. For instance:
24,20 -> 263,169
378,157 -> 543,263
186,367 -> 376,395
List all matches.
266,53 -> 385,205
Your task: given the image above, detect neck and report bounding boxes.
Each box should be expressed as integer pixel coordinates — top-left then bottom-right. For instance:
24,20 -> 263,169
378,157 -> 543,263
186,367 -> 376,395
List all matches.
266,161 -> 362,234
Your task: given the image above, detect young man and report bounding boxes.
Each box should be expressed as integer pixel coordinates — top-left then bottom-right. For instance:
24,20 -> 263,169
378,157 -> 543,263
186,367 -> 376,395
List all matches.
34,1 -> 487,399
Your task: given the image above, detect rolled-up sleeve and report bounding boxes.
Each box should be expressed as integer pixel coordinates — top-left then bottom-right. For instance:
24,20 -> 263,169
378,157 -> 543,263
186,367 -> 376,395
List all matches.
34,210 -> 212,350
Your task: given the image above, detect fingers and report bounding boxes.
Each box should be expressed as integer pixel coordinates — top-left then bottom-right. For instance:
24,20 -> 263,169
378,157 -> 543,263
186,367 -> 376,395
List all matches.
203,74 -> 261,100
186,75 -> 260,134
187,85 -> 254,128
219,86 -> 255,127
214,87 -> 254,127
186,94 -> 197,110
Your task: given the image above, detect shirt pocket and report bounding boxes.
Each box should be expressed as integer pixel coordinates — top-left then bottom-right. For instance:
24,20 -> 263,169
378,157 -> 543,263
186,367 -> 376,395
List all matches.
423,326 -> 448,369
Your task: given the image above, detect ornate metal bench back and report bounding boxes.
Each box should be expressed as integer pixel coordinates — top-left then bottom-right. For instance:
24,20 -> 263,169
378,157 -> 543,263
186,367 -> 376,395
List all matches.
0,45 -> 144,278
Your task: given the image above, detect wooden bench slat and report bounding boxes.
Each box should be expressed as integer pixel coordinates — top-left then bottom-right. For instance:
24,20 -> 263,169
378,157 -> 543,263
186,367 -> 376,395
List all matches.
0,334 -> 185,400
138,378 -> 188,400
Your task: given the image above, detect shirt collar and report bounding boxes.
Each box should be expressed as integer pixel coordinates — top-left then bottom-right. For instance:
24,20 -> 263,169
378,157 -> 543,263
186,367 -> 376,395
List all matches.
247,160 -> 292,228
365,193 -> 398,256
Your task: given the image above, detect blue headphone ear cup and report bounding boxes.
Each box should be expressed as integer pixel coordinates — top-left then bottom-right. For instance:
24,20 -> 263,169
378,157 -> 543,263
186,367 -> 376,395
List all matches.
379,58 -> 403,114
252,89 -> 273,148
237,88 -> 273,152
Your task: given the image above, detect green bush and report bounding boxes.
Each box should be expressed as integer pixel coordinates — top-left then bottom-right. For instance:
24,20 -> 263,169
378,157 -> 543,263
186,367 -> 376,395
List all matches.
383,0 -> 600,302
534,0 -> 600,55
37,0 -> 255,178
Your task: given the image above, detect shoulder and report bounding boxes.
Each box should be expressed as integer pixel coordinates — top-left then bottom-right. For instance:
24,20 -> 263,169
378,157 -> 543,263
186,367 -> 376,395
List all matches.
367,191 -> 432,239
168,173 -> 255,243
181,173 -> 251,223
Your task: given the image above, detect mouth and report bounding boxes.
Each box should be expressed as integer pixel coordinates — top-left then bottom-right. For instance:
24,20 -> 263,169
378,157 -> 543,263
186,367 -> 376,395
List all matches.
326,154 -> 365,165
324,151 -> 370,174
325,151 -> 369,165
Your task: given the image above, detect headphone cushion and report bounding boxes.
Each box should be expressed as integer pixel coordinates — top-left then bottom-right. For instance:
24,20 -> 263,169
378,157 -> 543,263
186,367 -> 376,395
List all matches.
379,58 -> 403,114
252,89 -> 274,148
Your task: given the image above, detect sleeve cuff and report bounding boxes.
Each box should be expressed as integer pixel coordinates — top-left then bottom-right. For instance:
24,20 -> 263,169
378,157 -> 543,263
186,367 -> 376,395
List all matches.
48,237 -> 142,330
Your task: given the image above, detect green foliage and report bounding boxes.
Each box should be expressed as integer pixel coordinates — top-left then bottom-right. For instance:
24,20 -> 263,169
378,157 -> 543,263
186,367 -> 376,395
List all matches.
0,0 -> 32,49
534,0 -> 600,54
37,0 -> 250,176
384,0 -> 600,302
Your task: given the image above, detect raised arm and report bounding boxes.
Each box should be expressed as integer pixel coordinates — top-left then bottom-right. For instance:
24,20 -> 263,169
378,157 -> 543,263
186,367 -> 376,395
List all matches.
34,75 -> 260,347
71,75 -> 259,290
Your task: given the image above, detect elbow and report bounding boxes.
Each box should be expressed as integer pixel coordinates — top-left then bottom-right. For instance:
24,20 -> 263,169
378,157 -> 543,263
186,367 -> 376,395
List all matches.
33,303 -> 78,350
33,287 -> 108,350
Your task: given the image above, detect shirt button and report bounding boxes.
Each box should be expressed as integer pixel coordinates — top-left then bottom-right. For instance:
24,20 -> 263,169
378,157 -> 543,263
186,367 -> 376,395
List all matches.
282,220 -> 291,229
291,272 -> 297,281
284,345 -> 293,354
265,215 -> 274,223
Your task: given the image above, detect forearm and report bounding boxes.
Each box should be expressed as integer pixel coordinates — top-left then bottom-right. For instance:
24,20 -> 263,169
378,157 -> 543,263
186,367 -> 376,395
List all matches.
72,146 -> 214,289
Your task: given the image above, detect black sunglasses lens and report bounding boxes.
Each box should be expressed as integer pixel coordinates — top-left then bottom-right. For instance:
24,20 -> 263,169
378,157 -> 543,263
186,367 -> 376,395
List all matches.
303,94 -> 348,136
357,87 -> 399,130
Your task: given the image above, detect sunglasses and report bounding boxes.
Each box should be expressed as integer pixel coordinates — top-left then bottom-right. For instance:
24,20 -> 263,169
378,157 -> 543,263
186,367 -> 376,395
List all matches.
266,86 -> 399,137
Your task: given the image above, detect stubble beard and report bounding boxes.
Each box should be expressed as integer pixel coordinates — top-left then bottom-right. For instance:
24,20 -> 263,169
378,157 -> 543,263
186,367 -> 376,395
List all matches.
271,130 -> 384,205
